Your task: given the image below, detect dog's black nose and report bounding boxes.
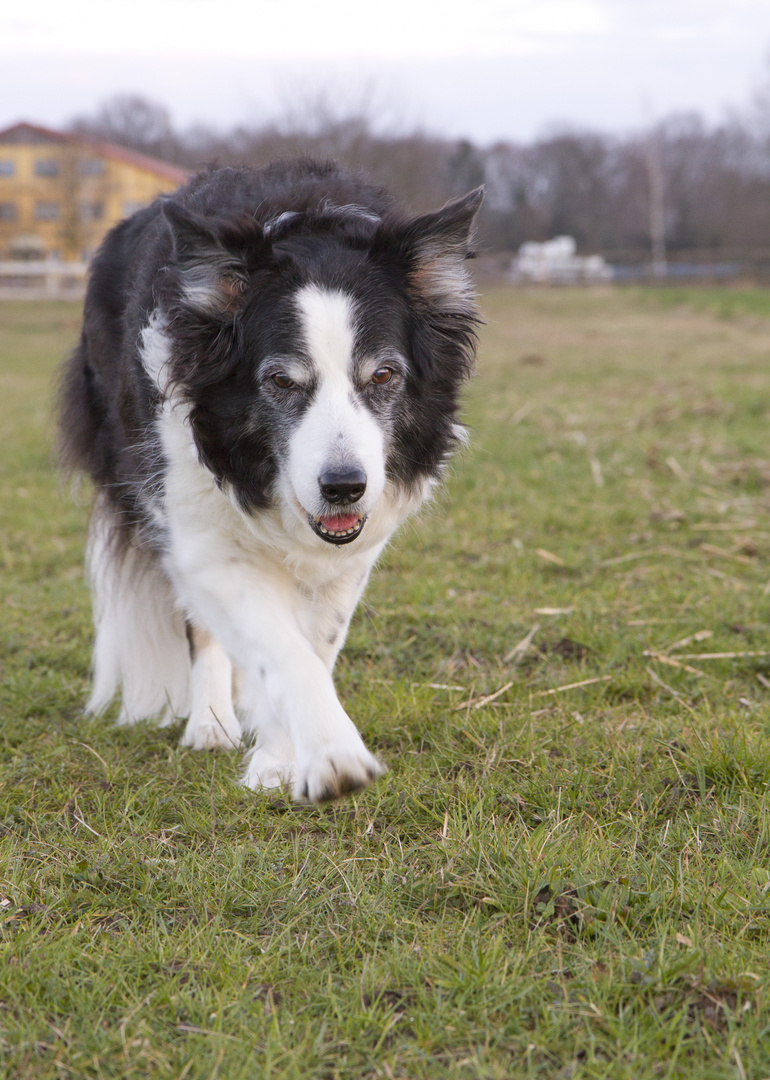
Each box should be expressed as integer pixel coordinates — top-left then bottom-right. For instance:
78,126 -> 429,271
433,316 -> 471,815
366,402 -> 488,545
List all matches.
319,468 -> 367,504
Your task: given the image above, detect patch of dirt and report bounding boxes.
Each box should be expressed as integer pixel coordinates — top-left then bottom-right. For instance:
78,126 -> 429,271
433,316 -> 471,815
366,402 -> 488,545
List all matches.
361,987 -> 416,1011
541,637 -> 595,662
531,885 -> 583,933
652,980 -> 748,1032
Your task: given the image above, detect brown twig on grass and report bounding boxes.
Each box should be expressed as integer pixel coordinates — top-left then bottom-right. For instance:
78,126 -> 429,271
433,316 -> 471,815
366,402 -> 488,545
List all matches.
536,548 -> 566,566
455,681 -> 515,711
699,542 -> 755,566
675,650 -> 770,660
531,675 -> 611,698
600,546 -> 679,567
503,623 -> 540,664
643,651 -> 706,677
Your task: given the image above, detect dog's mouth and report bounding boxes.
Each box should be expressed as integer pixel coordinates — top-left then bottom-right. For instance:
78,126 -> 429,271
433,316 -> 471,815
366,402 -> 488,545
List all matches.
309,511 -> 366,545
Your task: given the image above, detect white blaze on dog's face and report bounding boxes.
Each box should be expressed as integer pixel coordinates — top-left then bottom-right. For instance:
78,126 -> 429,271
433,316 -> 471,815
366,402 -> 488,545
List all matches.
278,284 -> 390,547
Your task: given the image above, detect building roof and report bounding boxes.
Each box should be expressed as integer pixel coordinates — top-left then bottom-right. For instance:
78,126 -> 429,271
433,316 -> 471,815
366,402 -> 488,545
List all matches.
0,121 -> 189,184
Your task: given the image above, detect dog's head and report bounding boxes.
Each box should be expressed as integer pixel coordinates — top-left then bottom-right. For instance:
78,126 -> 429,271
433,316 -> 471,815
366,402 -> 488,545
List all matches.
154,181 -> 483,550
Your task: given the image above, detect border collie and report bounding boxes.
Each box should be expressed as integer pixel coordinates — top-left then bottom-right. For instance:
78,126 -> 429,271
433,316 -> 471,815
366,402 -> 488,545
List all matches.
58,160 -> 482,802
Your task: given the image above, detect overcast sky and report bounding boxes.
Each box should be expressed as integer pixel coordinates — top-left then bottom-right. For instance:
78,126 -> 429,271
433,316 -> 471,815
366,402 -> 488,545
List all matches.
3,0 -> 769,143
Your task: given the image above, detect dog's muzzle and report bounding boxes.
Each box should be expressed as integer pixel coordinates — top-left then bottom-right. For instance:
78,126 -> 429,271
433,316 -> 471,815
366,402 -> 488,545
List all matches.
311,468 -> 367,545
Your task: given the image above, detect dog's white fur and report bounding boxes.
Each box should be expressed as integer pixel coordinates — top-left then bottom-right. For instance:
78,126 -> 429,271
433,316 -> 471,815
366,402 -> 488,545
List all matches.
281,286 -> 390,542
88,284 -> 428,801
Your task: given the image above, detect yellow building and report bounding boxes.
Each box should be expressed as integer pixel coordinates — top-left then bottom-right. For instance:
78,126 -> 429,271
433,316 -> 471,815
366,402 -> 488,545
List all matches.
0,121 -> 189,261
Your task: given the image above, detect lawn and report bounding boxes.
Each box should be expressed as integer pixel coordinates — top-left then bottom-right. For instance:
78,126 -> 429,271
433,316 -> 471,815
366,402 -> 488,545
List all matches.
3,287 -> 770,1078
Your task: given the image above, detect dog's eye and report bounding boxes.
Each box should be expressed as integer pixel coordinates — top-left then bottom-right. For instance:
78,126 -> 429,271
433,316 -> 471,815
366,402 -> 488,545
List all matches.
272,373 -> 295,389
371,366 -> 394,385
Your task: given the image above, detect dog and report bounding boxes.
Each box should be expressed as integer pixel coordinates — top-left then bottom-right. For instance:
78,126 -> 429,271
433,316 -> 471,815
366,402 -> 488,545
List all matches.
58,159 -> 482,802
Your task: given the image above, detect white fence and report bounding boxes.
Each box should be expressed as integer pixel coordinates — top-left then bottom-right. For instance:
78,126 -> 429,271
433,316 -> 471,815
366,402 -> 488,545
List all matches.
0,260 -> 88,300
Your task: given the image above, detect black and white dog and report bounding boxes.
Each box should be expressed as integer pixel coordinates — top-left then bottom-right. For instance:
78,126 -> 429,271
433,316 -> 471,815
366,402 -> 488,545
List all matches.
59,160 -> 482,801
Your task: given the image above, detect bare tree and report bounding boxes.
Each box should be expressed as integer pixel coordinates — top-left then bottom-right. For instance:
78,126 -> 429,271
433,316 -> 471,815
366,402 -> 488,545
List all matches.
644,125 -> 668,275
65,86 -> 770,260
70,94 -> 177,160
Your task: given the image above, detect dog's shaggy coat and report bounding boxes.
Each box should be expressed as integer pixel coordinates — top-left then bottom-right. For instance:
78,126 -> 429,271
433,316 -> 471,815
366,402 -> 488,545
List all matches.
59,160 -> 482,801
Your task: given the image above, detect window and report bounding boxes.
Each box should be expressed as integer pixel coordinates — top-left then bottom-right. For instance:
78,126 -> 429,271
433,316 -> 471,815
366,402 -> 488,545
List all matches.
35,159 -> 59,177
0,202 -> 16,220
35,202 -> 60,220
0,161 -> 14,177
79,202 -> 104,221
79,159 -> 105,177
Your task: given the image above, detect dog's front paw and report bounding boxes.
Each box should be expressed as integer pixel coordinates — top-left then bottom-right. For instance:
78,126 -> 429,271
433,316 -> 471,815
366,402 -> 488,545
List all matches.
241,746 -> 296,791
181,710 -> 242,751
295,740 -> 385,802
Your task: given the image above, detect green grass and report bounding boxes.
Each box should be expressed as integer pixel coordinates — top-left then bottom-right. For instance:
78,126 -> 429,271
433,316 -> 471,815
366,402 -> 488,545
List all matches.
3,288 -> 770,1078
639,284 -> 770,322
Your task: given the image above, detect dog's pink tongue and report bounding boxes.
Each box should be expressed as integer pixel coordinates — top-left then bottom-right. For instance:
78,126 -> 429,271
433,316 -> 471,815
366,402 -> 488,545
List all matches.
320,513 -> 359,531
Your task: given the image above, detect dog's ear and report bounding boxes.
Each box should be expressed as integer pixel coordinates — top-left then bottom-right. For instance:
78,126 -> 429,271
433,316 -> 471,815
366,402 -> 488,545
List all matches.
163,201 -> 267,317
372,189 -> 483,384
394,187 -> 484,307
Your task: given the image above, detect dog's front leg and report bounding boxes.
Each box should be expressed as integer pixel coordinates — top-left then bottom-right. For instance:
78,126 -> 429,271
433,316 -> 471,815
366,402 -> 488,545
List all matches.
180,623 -> 242,751
176,565 -> 383,801
261,643 -> 384,802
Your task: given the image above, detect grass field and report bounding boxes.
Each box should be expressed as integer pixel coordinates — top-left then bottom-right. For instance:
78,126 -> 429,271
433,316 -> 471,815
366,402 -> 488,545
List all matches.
3,286 -> 770,1079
